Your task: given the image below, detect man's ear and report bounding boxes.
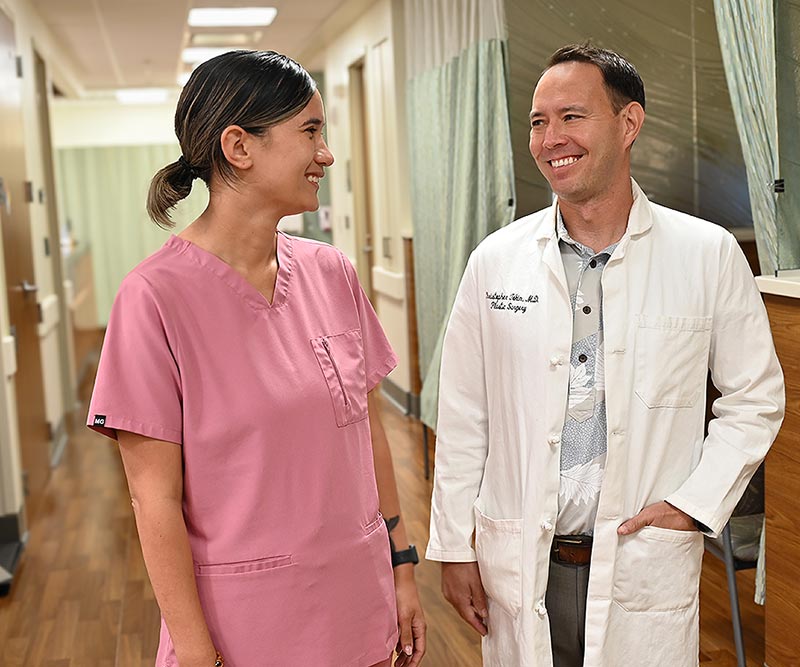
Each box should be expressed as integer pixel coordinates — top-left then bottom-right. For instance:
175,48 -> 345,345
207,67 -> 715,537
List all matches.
621,101 -> 645,150
220,125 -> 253,170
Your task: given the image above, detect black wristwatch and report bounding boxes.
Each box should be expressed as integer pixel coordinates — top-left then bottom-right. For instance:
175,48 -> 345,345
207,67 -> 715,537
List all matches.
391,544 -> 419,567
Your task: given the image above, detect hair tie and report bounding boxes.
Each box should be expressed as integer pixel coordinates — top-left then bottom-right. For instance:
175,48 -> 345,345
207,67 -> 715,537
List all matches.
178,155 -> 200,180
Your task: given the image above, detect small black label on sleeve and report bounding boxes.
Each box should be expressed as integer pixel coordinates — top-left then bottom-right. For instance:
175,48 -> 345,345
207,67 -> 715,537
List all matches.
93,414 -> 107,426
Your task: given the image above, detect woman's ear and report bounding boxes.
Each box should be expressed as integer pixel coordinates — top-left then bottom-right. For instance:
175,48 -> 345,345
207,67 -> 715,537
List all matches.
220,125 -> 253,170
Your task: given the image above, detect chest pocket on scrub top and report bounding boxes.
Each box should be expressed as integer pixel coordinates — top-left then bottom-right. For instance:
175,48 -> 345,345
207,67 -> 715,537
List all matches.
634,314 -> 712,408
311,329 -> 369,427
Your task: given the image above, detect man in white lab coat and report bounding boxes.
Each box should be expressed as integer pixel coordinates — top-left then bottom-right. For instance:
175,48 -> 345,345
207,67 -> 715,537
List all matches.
426,44 -> 784,667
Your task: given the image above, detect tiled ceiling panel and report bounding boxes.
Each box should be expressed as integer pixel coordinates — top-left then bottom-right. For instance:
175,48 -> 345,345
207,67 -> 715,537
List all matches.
30,0 -> 354,92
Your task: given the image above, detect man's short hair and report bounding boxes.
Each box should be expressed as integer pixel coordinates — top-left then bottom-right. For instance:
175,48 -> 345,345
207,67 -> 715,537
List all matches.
546,43 -> 646,113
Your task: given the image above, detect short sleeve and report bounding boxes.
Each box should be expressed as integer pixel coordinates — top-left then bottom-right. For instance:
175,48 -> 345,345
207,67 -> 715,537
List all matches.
339,254 -> 397,391
87,272 -> 183,444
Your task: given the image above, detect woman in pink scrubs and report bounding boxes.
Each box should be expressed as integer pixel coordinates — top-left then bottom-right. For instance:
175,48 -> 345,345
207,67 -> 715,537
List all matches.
88,50 -> 425,667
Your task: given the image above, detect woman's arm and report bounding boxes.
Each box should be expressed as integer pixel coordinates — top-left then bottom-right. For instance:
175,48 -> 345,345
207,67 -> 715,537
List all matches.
118,431 -> 218,667
367,391 -> 426,667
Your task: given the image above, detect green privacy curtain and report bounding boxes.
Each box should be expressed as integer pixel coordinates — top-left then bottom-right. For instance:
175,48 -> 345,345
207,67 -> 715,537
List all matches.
714,0 -> 780,273
56,144 -> 209,325
775,0 -> 800,271
406,0 -> 516,430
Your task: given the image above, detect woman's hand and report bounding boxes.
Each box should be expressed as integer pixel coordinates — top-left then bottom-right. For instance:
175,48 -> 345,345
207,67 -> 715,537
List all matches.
393,565 -> 426,667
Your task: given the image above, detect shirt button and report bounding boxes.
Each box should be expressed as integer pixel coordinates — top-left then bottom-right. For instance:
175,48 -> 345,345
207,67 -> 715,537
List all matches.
589,259 -> 597,268
534,600 -> 547,617
578,353 -> 588,363
548,434 -> 561,446
541,519 -> 554,532
549,356 -> 564,367
582,305 -> 592,315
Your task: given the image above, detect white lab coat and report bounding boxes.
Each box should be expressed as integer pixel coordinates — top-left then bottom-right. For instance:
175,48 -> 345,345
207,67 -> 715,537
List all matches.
426,181 -> 784,667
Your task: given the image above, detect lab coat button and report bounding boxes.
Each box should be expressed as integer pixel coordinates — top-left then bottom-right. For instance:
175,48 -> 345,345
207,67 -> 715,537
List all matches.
548,434 -> 561,446
534,600 -> 547,617
541,519 -> 554,532
549,356 -> 560,367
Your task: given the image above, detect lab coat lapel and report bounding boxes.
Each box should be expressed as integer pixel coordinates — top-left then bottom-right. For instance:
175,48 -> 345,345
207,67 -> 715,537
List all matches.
537,201 -> 569,298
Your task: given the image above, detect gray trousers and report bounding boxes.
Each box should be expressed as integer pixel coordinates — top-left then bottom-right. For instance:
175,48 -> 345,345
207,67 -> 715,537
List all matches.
545,559 -> 590,667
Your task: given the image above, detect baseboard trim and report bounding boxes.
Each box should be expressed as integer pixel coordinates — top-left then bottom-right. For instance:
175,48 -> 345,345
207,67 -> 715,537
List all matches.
50,416 -> 69,467
381,378 -> 420,418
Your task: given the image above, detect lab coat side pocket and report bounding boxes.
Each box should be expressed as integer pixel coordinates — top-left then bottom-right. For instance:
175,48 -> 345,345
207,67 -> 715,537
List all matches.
311,330 -> 369,427
474,507 -> 523,619
613,525 -> 703,612
634,315 -> 712,408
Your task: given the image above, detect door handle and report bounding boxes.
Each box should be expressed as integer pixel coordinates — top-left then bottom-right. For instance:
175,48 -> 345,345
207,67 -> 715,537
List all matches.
12,280 -> 38,295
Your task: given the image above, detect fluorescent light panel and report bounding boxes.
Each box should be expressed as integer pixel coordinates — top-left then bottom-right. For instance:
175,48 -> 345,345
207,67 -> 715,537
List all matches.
116,88 -> 169,104
188,7 -> 277,28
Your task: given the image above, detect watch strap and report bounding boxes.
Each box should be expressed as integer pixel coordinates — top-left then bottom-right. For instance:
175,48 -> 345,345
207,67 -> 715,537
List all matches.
391,544 -> 419,567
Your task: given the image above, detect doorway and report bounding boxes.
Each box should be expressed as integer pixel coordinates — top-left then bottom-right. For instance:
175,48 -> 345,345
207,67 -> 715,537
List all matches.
34,48 -> 74,454
348,58 -> 375,303
0,9 -> 51,521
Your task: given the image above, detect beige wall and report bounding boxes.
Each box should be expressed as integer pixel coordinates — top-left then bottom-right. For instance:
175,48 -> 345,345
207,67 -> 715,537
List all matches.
51,98 -> 180,148
303,0 -> 414,395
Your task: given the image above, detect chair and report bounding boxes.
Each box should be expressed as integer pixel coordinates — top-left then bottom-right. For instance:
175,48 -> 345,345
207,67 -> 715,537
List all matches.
704,463 -> 764,667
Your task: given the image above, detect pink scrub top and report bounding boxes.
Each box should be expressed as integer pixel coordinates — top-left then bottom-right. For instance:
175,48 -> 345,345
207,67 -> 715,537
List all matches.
87,233 -> 399,666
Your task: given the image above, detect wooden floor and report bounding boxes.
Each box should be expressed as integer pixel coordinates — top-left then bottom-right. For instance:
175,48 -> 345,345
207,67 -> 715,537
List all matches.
0,374 -> 765,666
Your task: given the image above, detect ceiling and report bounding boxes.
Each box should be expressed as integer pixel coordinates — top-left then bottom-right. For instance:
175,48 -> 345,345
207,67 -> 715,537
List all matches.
30,0 -> 355,93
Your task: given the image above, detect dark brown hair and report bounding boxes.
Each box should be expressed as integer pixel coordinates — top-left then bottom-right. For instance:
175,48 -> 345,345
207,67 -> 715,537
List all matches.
147,50 -> 316,228
546,43 -> 645,113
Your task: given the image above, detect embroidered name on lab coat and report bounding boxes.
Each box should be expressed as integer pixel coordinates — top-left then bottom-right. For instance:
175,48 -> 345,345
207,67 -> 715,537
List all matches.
485,291 -> 539,314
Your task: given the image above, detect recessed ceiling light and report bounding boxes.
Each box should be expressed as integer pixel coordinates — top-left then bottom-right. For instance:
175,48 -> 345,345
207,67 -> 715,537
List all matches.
188,7 -> 277,28
181,46 -> 237,64
116,88 -> 169,104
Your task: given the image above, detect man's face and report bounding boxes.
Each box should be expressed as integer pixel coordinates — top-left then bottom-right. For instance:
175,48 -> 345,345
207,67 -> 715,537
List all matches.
529,61 -> 636,205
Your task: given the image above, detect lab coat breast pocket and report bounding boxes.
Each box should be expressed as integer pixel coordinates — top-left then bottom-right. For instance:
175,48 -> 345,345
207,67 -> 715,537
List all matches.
311,330 -> 369,427
634,314 -> 712,408
474,507 -> 523,619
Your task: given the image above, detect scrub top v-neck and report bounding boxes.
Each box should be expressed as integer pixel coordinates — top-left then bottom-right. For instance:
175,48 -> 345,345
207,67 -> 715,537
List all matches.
88,233 -> 399,667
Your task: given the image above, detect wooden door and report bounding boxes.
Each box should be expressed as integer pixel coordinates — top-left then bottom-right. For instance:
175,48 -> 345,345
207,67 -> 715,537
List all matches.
0,9 -> 50,520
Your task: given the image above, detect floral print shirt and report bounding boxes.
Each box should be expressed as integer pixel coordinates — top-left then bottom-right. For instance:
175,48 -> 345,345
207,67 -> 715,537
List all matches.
555,212 -> 619,536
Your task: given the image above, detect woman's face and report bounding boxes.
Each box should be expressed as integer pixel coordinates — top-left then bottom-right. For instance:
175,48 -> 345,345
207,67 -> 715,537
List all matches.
247,90 -> 334,217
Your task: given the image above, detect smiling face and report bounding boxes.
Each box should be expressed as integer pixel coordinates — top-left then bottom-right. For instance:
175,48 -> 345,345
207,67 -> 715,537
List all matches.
246,90 -> 334,217
529,61 -> 642,206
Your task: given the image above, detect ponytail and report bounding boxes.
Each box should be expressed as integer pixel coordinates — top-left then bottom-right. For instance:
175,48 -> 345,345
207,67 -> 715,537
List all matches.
146,157 -> 198,229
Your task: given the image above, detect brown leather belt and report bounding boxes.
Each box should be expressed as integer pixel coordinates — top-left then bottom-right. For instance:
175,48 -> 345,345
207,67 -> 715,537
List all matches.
551,535 -> 593,565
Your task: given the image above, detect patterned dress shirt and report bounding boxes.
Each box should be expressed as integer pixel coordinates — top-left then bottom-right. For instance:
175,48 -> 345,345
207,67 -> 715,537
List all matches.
555,212 -> 619,536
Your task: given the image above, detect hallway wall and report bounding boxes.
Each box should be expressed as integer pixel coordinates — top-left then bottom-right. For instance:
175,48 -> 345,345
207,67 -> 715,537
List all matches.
302,0 -> 415,398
